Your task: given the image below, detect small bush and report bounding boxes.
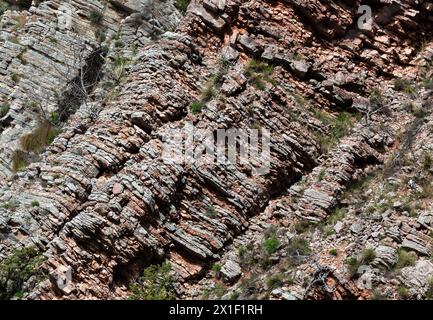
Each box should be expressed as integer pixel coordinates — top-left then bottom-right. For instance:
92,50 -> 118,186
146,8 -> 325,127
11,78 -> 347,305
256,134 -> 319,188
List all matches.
190,101 -> 204,115
243,59 -> 274,90
31,200 -> 40,208
263,237 -> 280,254
2,200 -> 19,209
329,249 -> 338,256
346,248 -> 376,278
393,78 -> 414,92
0,1 -> 10,16
129,262 -> 175,300
238,244 -> 256,268
314,111 -> 354,153
212,283 -> 227,299
369,89 -> 385,106
211,264 -> 221,277
422,151 -> 432,171
287,237 -> 311,266
294,220 -> 311,234
206,205 -> 217,218
317,169 -> 326,182
11,149 -> 29,172
406,101 -> 425,118
0,246 -> 45,300
395,249 -> 417,269
0,103 -> 10,117
397,286 -> 410,299
11,73 -> 20,83
346,256 -> 359,277
89,10 -> 103,25
175,0 -> 191,13
361,248 -> 376,264
201,81 -> 216,102
266,273 -> 285,290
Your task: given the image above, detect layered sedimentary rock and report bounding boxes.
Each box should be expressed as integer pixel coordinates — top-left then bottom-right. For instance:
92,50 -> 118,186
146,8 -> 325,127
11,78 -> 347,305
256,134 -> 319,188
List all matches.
0,0 -> 433,300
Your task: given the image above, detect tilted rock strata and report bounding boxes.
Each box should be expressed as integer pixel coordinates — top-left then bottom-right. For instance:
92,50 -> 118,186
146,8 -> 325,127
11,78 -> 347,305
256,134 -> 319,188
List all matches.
0,0 -> 433,300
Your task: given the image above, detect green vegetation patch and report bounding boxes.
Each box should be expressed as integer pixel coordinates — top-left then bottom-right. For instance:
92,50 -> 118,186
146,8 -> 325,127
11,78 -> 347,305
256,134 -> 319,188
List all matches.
0,246 -> 45,300
129,262 -> 175,300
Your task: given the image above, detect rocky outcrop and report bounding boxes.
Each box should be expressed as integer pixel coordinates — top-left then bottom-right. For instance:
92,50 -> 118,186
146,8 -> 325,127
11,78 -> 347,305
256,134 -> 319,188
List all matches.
0,0 -> 433,300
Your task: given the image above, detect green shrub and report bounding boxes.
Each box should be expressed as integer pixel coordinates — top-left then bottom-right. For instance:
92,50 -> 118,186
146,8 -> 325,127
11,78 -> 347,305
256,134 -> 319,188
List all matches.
422,77 -> 433,90
422,151 -> 432,171
395,249 -> 417,269
212,283 -> 227,299
11,73 -> 20,83
406,101 -> 425,118
361,248 -> 376,264
190,101 -> 204,114
89,10 -> 103,25
287,237 -> 311,266
346,256 -> 359,277
346,248 -> 376,277
393,78 -> 414,92
211,264 -> 221,277
263,237 -> 279,254
266,273 -> 286,290
243,59 -> 274,90
317,169 -> 326,182
11,149 -> 29,172
292,52 -> 304,61
329,249 -> 338,256
206,205 -> 217,218
201,81 -> 216,102
175,0 -> 191,13
0,0 -> 10,16
369,89 -> 385,106
129,262 -> 175,300
0,103 -> 10,117
31,200 -> 40,208
397,286 -> 409,299
2,200 -> 19,209
238,244 -> 256,268
0,246 -> 45,300
314,111 -> 354,153
294,220 -> 311,234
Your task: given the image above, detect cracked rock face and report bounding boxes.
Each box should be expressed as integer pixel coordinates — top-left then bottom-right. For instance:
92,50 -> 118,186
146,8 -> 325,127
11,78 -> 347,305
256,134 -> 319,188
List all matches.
0,0 -> 433,300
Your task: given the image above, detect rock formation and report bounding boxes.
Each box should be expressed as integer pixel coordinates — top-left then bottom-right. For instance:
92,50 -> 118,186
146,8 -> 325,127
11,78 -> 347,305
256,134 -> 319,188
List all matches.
0,0 -> 433,300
